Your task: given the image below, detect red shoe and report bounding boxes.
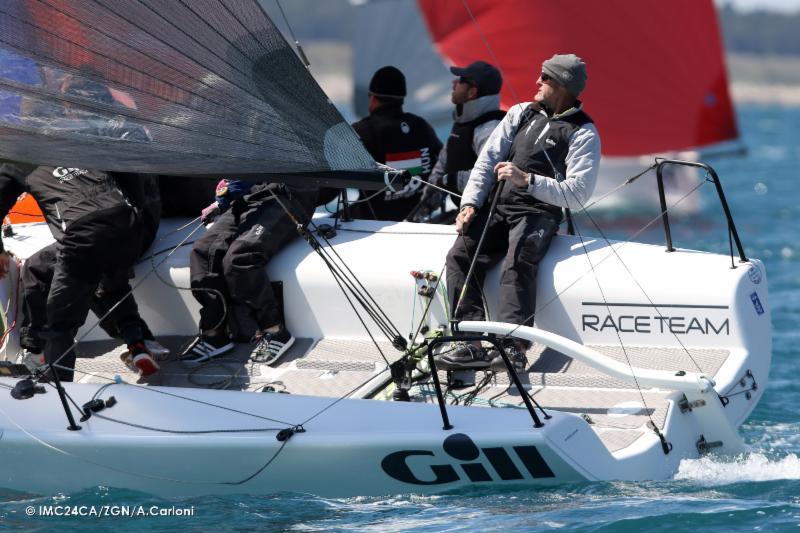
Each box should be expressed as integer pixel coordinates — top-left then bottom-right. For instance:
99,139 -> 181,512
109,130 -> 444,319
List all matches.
128,341 -> 160,377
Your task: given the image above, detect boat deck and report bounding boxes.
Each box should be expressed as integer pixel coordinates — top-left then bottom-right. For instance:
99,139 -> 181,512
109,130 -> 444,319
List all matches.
66,337 -> 731,454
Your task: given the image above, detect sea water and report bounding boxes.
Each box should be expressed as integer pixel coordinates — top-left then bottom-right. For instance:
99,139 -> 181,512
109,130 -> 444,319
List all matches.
1,104 -> 798,531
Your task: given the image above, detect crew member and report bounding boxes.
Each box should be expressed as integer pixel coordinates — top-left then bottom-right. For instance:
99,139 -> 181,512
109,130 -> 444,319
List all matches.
184,179 -> 319,366
351,66 -> 442,221
437,54 -> 602,373
412,61 -> 505,223
0,164 -> 159,381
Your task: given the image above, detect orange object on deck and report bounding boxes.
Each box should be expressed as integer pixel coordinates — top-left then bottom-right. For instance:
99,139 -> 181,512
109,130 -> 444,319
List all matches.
7,193 -> 44,224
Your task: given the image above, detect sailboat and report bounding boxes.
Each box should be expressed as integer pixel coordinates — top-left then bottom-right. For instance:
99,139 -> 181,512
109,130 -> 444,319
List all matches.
353,0 -> 742,213
0,0 -> 769,497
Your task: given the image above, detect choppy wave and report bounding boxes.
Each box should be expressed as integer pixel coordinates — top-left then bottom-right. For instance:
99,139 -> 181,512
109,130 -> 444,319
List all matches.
676,453 -> 800,484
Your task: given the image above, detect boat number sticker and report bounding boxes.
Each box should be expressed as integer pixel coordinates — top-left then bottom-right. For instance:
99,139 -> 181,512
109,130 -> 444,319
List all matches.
747,264 -> 762,285
750,292 -> 764,316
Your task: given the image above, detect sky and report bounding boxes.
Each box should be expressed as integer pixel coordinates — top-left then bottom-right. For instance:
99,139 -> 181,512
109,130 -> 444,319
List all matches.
715,0 -> 800,12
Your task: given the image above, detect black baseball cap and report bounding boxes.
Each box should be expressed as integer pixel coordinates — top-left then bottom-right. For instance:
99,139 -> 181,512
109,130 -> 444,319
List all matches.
450,61 -> 502,96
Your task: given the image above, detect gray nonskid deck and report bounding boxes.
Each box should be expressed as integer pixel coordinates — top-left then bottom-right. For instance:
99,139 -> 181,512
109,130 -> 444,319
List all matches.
67,337 -> 725,454
72,337 -> 393,394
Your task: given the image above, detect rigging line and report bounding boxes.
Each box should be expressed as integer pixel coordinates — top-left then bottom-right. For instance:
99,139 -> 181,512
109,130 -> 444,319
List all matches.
3,7 -> 292,142
497,172 -> 709,374
336,227 -> 456,236
581,163 -> 658,211
57,375 -> 297,426
274,0 -> 301,45
263,188 -> 401,345
518,153 -> 662,428
147,220 -> 230,336
557,206 -> 658,427
312,234 -> 404,346
524,179 -> 708,324
343,186 -> 389,207
562,181 -> 708,373
460,0 -> 521,105
299,366 -> 392,427
325,264 -> 391,366
272,0 -> 310,67
91,413 -> 285,435
0,398 -> 292,486
46,218 -> 206,373
313,240 -> 398,344
416,178 -> 463,198
307,234 -> 400,341
308,218 -> 403,340
309,234 -> 398,339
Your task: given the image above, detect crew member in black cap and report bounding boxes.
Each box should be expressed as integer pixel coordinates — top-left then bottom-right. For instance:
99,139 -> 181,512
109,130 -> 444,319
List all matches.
411,60 -> 505,222
351,66 -> 442,221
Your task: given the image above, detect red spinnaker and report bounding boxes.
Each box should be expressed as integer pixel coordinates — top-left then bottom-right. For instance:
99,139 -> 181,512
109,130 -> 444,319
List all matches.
418,0 -> 738,156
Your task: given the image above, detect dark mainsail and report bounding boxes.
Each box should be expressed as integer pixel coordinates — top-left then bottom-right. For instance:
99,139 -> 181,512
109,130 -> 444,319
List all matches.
0,0 -> 386,188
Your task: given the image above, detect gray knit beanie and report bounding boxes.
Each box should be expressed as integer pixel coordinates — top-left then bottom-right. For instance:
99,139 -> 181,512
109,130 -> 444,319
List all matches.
541,54 -> 587,98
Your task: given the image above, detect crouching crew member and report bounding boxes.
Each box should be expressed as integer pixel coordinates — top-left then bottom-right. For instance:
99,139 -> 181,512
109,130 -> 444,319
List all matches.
185,179 -> 319,366
0,163 -> 160,381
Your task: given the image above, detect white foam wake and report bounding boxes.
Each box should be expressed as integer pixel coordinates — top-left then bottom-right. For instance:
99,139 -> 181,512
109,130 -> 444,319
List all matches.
675,452 -> 800,484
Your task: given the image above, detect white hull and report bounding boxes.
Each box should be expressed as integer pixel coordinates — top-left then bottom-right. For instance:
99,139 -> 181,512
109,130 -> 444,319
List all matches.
0,214 -> 771,496
0,375 -> 739,497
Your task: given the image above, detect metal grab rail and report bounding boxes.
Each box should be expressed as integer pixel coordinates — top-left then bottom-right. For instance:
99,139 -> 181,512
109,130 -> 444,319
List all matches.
458,321 -> 716,394
426,335 -> 544,430
655,159 -> 747,263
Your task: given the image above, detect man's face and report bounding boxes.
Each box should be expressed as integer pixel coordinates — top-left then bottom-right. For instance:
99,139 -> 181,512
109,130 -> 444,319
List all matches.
451,77 -> 477,105
534,72 -> 566,108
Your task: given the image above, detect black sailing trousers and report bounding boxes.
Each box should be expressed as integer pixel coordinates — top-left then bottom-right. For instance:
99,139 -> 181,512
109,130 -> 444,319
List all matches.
446,202 -> 559,327
21,206 -> 144,381
189,188 -> 302,340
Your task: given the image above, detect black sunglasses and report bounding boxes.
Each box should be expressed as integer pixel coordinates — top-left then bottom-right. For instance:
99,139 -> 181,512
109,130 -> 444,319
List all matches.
540,73 -> 552,82
458,76 -> 475,86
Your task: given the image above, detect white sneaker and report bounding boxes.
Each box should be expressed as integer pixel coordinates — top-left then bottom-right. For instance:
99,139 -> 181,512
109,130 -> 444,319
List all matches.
20,350 -> 45,373
251,328 -> 295,365
180,335 -> 234,365
144,339 -> 170,360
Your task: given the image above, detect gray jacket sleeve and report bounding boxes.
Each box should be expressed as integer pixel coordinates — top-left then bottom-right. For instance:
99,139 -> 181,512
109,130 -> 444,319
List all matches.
427,143 -> 447,187
460,103 -> 528,209
525,123 -> 601,209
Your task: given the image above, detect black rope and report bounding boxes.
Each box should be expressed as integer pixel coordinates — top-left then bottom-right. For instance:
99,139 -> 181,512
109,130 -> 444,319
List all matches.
308,218 -> 404,342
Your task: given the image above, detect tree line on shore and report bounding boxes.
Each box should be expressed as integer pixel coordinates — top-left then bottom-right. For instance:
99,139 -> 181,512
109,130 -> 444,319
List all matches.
718,4 -> 800,56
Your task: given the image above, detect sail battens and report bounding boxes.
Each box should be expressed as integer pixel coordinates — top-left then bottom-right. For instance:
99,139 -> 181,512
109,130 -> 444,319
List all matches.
0,0 -> 378,183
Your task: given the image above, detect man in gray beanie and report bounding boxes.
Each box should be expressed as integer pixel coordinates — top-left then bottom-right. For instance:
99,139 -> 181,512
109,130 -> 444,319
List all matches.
437,53 -> 601,374
410,60 -> 506,222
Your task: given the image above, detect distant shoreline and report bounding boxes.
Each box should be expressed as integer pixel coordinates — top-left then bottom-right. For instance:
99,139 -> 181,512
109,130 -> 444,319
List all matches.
727,53 -> 800,105
730,83 -> 800,105
306,43 -> 800,108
